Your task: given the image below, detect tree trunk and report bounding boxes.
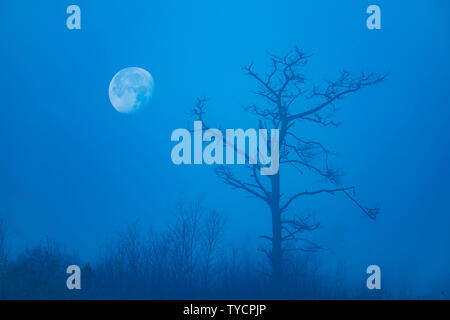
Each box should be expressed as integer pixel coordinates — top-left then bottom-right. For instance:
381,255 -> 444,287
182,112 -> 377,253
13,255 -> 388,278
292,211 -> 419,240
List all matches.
270,173 -> 282,284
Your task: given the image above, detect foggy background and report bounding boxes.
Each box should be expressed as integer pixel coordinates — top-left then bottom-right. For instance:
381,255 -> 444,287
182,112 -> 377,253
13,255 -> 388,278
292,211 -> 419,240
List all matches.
1,0 -> 449,298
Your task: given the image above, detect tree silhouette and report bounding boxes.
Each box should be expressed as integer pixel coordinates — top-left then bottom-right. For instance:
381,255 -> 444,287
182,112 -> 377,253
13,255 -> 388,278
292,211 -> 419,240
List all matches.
202,209 -> 226,288
192,47 -> 385,283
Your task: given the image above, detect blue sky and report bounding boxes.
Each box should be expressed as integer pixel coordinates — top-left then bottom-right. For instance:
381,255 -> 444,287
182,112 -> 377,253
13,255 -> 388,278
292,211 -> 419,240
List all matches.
1,0 -> 450,297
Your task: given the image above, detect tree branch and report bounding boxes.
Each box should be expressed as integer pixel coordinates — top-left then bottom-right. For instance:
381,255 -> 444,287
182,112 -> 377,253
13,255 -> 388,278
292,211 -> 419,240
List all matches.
288,72 -> 386,122
281,187 -> 355,212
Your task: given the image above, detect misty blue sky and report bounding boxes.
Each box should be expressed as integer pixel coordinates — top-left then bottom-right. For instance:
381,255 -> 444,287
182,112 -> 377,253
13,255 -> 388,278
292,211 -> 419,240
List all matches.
1,0 -> 450,297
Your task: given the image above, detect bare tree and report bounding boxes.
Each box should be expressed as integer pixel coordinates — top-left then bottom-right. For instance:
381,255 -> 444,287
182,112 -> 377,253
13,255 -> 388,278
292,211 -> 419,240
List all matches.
168,199 -> 203,285
202,210 -> 226,287
192,47 -> 385,282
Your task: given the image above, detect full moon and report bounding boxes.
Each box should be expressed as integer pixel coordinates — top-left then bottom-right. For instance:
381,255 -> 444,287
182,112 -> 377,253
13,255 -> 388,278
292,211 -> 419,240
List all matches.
109,67 -> 154,114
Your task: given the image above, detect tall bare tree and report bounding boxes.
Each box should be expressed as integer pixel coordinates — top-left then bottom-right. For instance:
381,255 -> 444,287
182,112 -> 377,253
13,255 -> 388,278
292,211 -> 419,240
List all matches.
192,47 -> 385,282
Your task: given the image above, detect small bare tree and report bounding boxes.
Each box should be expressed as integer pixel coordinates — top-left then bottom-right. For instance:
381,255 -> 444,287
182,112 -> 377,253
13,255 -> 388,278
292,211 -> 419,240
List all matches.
202,210 -> 226,287
168,199 -> 203,285
192,47 -> 385,282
